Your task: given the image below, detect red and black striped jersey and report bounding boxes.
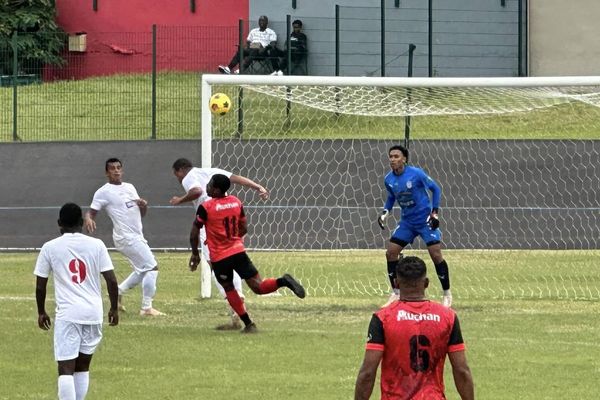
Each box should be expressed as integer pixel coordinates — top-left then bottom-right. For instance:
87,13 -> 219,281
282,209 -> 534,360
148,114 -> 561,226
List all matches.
195,195 -> 246,262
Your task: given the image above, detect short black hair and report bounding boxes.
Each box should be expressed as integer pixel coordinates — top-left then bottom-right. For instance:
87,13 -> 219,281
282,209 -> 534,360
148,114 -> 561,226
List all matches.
172,158 -> 193,171
211,174 -> 231,193
59,203 -> 83,228
389,145 -> 408,160
105,157 -> 122,171
292,19 -> 303,27
396,256 -> 426,285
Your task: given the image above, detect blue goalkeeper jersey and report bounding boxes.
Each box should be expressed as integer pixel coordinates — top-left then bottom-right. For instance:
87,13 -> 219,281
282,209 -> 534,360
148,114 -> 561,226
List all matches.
383,165 -> 441,225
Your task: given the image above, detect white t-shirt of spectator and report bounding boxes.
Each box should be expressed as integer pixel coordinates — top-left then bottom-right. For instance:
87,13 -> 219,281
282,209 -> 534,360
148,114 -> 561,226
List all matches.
182,167 -> 233,212
90,182 -> 145,243
34,233 -> 114,324
247,27 -> 277,48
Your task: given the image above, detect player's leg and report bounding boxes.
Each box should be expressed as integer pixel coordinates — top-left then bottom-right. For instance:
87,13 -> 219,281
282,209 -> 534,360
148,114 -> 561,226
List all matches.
419,226 -> 452,307
212,256 -> 255,332
54,321 -> 81,399
72,323 -> 102,400
239,253 -> 305,299
117,271 -> 143,311
387,223 -> 415,295
119,239 -> 164,316
199,229 -> 212,298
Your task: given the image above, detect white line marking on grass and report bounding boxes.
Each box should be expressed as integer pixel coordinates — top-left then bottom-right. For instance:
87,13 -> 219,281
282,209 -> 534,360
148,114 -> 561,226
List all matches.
482,336 -> 600,348
0,296 -> 34,301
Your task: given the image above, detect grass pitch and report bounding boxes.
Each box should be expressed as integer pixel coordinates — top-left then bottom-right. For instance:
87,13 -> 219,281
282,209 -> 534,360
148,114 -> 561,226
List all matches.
1,250 -> 599,399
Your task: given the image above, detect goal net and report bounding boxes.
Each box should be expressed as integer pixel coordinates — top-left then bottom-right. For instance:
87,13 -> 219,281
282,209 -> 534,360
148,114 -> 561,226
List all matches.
201,74 -> 600,300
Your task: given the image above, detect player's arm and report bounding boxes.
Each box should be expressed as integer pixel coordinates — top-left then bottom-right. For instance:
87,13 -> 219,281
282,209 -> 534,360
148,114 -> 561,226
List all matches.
102,269 -> 119,326
136,198 -> 148,218
84,208 -> 99,233
35,275 -> 51,330
189,206 -> 207,271
378,182 -> 395,230
447,314 -> 474,400
170,187 -> 202,206
449,351 -> 474,400
230,174 -> 269,200
422,170 -> 441,229
355,314 -> 385,400
355,350 -> 382,400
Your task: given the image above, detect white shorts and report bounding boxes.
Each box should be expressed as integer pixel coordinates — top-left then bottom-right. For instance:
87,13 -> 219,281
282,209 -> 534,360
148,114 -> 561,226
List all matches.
54,319 -> 103,361
115,237 -> 157,273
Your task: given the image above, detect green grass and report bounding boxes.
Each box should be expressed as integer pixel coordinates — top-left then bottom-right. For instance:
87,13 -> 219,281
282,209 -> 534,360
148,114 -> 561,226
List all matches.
1,250 -> 599,399
2,72 -> 600,141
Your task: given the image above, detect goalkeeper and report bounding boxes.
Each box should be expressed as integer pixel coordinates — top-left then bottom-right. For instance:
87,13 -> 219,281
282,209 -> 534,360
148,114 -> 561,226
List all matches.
377,145 -> 452,307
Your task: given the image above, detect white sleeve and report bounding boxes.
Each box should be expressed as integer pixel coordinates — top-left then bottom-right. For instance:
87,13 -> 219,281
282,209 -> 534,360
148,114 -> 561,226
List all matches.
269,29 -> 277,42
129,183 -> 141,200
33,245 -> 51,278
182,173 -> 203,193
246,29 -> 256,42
90,188 -> 107,211
98,241 -> 114,273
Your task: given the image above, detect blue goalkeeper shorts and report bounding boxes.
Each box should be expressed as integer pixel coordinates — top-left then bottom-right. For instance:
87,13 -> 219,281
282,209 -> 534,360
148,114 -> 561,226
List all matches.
390,219 -> 441,247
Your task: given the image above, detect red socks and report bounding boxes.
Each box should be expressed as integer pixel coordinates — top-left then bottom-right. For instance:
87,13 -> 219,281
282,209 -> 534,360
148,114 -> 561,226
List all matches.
258,278 -> 279,294
225,289 -> 246,316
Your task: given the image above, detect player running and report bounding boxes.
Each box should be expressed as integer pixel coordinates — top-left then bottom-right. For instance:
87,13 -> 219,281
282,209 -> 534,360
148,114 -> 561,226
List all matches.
188,174 -> 305,333
355,256 -> 474,400
377,145 -> 452,307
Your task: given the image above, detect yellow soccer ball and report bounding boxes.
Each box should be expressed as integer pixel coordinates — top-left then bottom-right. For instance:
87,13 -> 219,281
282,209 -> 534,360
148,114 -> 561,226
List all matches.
209,93 -> 231,116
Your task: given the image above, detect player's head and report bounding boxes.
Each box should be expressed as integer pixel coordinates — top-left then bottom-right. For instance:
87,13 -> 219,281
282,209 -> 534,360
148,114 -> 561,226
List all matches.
172,158 -> 193,182
58,202 -> 83,233
388,145 -> 408,172
292,19 -> 303,32
207,174 -> 231,198
396,256 -> 429,292
258,15 -> 269,30
105,158 -> 123,184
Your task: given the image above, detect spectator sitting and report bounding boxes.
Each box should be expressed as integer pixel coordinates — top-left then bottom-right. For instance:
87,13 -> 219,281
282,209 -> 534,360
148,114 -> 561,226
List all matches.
218,15 -> 281,75
278,19 -> 308,75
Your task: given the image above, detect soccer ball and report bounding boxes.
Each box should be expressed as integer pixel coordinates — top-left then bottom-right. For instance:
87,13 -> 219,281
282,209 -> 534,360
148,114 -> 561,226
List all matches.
209,93 -> 231,116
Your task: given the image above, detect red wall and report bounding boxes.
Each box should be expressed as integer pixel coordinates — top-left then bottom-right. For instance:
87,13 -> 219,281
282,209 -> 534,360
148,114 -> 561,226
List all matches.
50,0 -> 249,79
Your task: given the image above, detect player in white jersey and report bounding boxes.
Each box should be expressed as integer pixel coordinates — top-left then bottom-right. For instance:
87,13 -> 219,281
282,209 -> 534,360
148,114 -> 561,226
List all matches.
35,203 -> 119,400
84,157 -> 164,316
170,157 -> 269,329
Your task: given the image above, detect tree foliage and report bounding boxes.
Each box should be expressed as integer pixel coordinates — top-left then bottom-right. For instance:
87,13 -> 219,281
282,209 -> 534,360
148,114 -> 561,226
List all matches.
0,0 -> 66,75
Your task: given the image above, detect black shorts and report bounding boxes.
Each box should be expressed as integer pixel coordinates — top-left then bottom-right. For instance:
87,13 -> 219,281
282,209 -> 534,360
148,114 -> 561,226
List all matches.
211,252 -> 258,285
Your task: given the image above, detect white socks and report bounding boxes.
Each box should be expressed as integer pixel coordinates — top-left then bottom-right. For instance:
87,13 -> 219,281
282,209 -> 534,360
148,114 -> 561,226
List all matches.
58,372 -> 89,400
73,371 -> 89,400
119,270 -> 159,310
200,258 -> 212,298
118,271 -> 143,294
141,270 -> 158,309
58,375 -> 76,400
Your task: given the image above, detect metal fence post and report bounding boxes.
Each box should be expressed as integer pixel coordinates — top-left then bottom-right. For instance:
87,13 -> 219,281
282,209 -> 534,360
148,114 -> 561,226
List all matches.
11,32 -> 18,142
237,19 -> 244,138
404,44 -> 416,149
151,24 -> 157,139
381,0 -> 385,77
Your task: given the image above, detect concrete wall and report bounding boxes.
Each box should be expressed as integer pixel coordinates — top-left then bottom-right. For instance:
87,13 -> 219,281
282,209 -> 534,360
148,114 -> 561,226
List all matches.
529,0 -> 600,76
1,140 -> 598,250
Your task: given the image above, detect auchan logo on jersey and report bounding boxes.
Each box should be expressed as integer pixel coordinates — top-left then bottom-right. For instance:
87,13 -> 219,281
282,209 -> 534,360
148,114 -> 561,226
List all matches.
397,310 -> 440,322
215,202 -> 239,211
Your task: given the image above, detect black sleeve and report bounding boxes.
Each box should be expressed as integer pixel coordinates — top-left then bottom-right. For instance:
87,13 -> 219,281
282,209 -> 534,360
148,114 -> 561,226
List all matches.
195,205 -> 208,224
367,314 -> 385,345
448,314 -> 464,346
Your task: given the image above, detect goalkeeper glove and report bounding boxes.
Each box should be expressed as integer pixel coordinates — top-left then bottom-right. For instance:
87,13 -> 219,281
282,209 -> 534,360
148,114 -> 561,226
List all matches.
377,209 -> 390,230
427,208 -> 440,230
